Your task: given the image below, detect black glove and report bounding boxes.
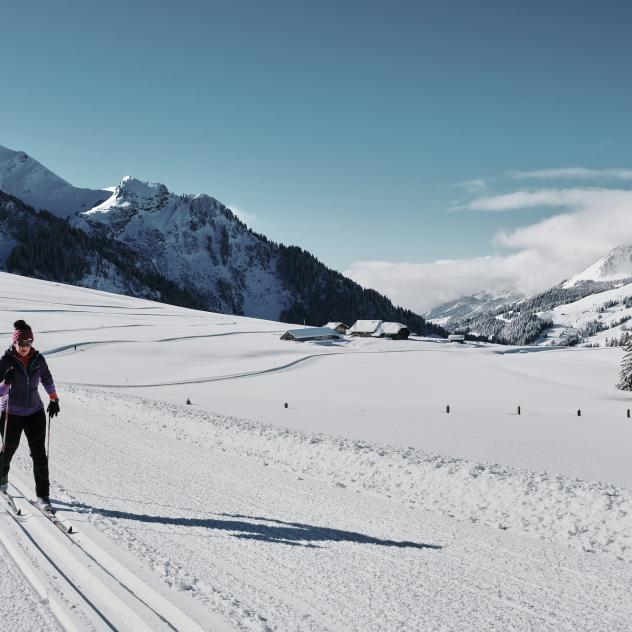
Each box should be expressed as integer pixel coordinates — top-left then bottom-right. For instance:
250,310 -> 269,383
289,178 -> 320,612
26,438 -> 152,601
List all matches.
3,366 -> 14,385
47,400 -> 60,418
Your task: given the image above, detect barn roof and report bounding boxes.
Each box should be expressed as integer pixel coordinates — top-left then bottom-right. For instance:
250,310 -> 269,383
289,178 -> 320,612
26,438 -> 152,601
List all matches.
282,327 -> 343,340
376,322 -> 409,335
324,321 -> 349,330
348,320 -> 382,334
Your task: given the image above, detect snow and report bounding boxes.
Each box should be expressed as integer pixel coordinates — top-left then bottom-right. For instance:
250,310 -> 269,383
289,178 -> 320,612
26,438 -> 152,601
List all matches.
563,245 -> 632,288
374,321 -> 407,336
347,320 -> 381,335
425,288 -> 523,326
1,271 -> 632,629
537,281 -> 632,346
0,144 -> 110,218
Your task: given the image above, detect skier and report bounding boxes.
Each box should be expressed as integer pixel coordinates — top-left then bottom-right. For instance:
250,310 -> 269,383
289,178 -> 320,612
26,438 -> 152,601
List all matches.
0,320 -> 60,508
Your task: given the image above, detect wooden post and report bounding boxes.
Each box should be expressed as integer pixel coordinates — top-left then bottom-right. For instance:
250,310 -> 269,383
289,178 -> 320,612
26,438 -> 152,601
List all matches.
284,402 -> 288,409
517,405 -> 521,415
577,409 -> 581,417
627,409 -> 630,419
446,405 -> 450,414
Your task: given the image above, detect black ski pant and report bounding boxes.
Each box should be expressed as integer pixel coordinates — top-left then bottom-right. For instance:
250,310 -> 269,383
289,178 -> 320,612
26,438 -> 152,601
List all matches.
0,409 -> 49,498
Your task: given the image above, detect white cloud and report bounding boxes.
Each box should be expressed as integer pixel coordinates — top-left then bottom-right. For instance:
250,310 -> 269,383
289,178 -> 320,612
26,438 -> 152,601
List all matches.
509,167 -> 632,181
345,254 -> 543,313
458,187 -> 630,212
455,178 -> 489,194
346,187 -> 632,314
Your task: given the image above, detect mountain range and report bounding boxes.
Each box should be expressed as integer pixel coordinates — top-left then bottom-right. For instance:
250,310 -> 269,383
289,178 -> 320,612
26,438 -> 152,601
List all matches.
0,143 -> 442,336
437,246 -> 632,346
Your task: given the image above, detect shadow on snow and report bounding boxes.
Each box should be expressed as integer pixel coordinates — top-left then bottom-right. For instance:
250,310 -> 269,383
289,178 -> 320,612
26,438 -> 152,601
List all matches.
59,501 -> 442,550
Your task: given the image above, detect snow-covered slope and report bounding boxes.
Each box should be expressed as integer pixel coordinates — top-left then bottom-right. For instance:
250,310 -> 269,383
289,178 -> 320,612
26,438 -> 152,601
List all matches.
425,288 -> 522,327
0,144 -> 109,217
1,272 -> 632,630
536,281 -> 632,346
563,245 -> 632,288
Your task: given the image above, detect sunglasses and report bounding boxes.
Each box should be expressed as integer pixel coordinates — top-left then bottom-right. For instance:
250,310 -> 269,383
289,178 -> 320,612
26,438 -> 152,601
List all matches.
17,340 -> 33,348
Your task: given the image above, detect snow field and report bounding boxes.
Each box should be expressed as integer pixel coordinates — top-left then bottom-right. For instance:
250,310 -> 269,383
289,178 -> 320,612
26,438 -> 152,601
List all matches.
10,386 -> 632,631
58,386 -> 632,563
1,272 -> 632,628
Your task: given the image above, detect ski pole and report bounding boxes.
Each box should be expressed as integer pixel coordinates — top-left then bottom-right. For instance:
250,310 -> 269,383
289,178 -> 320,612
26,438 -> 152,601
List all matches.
0,401 -> 9,490
1,405 -> 7,451
46,412 -> 51,459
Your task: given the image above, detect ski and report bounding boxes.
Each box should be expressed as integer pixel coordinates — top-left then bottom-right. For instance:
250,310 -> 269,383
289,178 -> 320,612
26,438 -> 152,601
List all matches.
28,500 -> 76,535
1,490 -> 27,520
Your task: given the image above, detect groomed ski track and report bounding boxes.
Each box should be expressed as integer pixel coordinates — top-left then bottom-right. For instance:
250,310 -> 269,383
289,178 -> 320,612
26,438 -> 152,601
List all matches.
3,385 -> 632,631
0,476 -> 228,631
56,344 -> 435,389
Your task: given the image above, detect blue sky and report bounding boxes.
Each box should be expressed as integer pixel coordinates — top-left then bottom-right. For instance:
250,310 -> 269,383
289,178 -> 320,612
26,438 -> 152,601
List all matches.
2,1 -> 632,310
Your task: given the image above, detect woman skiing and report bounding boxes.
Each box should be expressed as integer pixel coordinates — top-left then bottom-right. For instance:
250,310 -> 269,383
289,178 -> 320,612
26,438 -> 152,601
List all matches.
0,320 -> 60,508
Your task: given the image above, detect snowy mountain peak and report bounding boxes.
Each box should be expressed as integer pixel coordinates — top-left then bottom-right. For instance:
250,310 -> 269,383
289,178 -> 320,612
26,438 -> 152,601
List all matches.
116,176 -> 171,209
0,143 -> 110,218
0,144 -> 28,163
562,245 -> 632,288
84,176 -> 172,216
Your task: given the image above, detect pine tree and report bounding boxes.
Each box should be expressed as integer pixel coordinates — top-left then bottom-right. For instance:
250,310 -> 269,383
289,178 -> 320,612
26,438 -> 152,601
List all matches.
617,338 -> 632,390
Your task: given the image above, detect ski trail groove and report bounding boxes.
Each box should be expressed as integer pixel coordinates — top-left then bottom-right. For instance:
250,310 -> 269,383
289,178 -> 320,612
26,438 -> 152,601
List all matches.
0,514 -> 82,632
2,495 -> 123,631
10,477 -> 208,632
63,346 -> 431,389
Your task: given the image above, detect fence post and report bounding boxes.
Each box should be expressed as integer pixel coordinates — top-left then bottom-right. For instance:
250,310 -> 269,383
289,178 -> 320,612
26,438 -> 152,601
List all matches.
517,405 -> 521,415
577,409 -> 581,417
446,405 -> 450,414
284,402 -> 288,409
627,409 -> 630,419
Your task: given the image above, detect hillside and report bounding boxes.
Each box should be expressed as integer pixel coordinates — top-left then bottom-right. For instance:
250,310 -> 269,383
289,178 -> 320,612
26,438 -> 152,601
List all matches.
0,145 -> 443,336
424,288 -> 522,327
444,251 -> 632,346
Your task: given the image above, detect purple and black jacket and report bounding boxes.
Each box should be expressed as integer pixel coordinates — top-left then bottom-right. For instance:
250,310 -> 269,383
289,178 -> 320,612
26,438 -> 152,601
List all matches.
0,347 -> 57,416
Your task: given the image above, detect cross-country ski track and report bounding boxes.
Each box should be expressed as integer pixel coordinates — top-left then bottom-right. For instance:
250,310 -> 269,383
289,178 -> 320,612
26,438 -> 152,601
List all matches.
0,474 -> 221,631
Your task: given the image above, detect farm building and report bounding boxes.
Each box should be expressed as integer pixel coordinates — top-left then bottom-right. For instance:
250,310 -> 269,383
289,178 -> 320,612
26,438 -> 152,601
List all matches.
374,322 -> 410,340
280,327 -> 343,342
448,334 -> 465,343
323,322 -> 350,334
347,320 -> 382,336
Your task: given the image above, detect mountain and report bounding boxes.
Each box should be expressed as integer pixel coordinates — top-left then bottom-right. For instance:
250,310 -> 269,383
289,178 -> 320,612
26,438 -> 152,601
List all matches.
72,176 -> 291,320
0,144 -> 443,335
562,245 -> 632,288
447,276 -> 632,346
424,288 -> 523,327
0,190 -> 207,309
0,144 -> 110,217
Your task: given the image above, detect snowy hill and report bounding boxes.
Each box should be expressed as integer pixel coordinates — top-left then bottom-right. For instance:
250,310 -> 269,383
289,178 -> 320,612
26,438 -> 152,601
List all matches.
0,144 -> 109,217
424,288 -> 522,327
0,144 -> 442,335
563,245 -> 632,288
1,272 -> 632,630
535,281 -> 632,347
